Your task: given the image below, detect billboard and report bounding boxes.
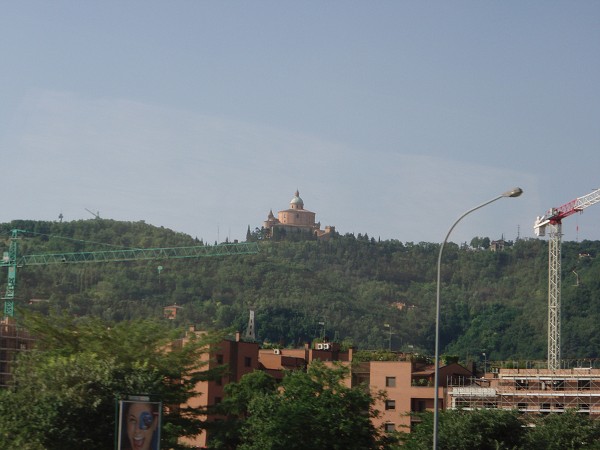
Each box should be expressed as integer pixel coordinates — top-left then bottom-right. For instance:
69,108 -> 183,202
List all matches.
117,399 -> 161,450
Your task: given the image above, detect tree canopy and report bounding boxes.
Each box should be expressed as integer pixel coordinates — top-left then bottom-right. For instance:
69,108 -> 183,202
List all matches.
209,361 -> 386,450
0,313 -> 220,450
2,219 -> 600,363
397,409 -> 600,450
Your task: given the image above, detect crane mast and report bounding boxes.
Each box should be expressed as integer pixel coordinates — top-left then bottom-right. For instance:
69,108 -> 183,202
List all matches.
1,228 -> 259,317
534,188 -> 600,371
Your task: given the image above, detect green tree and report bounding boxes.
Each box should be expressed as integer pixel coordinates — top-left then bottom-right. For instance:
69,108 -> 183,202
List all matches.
207,370 -> 278,449
232,361 -> 385,450
524,409 -> 600,450
0,313 -> 219,450
398,409 -> 525,450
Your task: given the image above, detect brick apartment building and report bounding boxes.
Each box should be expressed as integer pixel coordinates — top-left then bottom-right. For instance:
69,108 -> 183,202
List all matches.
258,341 -> 353,379
354,360 -> 472,433
174,328 -> 261,448
0,317 -> 35,387
180,330 -> 473,447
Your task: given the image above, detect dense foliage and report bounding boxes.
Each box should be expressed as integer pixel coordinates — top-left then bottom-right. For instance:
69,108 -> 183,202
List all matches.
2,219 -> 600,362
398,409 -> 524,449
209,362 -> 386,450
0,313 -> 220,449
397,409 -> 600,450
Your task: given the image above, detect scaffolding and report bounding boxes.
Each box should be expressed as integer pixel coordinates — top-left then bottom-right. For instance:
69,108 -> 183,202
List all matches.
0,317 -> 35,387
491,358 -> 600,370
448,368 -> 600,418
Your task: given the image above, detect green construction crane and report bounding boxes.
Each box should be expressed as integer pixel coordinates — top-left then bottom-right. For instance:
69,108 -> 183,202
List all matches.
1,228 -> 259,317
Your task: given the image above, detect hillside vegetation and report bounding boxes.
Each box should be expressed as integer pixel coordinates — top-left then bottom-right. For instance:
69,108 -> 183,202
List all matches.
2,219 -> 600,362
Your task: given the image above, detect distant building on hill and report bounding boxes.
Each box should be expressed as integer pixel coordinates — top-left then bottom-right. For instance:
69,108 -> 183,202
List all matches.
490,235 -> 511,252
490,239 -> 506,252
163,304 -> 183,320
263,190 -> 335,240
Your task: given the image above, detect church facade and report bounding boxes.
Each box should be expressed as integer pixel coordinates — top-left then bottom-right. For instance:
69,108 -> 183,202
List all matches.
263,190 -> 335,240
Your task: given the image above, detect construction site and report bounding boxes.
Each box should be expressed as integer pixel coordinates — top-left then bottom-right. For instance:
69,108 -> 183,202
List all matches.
448,366 -> 600,417
447,188 -> 600,418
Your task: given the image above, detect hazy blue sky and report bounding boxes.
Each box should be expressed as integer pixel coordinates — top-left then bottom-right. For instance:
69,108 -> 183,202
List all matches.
2,1 -> 599,244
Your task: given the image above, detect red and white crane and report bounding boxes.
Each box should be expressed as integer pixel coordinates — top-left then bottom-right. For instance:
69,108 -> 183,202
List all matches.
534,188 -> 600,371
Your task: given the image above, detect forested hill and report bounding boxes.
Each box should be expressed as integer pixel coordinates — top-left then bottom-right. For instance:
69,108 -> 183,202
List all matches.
2,219 -> 600,362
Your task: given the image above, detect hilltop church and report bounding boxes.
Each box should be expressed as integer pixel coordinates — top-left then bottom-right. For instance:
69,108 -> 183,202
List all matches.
263,190 -> 335,240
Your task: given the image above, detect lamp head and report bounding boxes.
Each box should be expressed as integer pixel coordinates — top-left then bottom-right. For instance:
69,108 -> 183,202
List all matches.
502,187 -> 523,198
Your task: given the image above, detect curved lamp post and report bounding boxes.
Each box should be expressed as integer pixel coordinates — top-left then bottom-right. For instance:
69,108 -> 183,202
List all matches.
432,187 -> 523,450
384,323 -> 392,351
482,352 -> 487,375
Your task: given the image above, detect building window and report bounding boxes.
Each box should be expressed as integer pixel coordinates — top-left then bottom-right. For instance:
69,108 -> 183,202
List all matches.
386,377 -> 396,388
384,423 -> 396,433
214,397 -> 222,405
517,402 -> 527,410
412,399 -> 427,412
515,379 -> 529,390
216,354 -> 224,365
578,379 -> 591,391
244,356 -> 252,367
385,400 -> 396,410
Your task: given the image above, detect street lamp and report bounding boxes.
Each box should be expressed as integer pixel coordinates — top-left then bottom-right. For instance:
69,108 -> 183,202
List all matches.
482,352 -> 487,376
432,187 -> 522,450
384,323 -> 392,351
318,321 -> 326,340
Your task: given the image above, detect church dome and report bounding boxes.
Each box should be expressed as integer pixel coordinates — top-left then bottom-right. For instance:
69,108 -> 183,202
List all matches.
290,190 -> 304,208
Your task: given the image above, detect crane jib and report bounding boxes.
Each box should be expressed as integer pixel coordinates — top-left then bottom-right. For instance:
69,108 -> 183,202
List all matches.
10,243 -> 260,266
2,231 -> 259,317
